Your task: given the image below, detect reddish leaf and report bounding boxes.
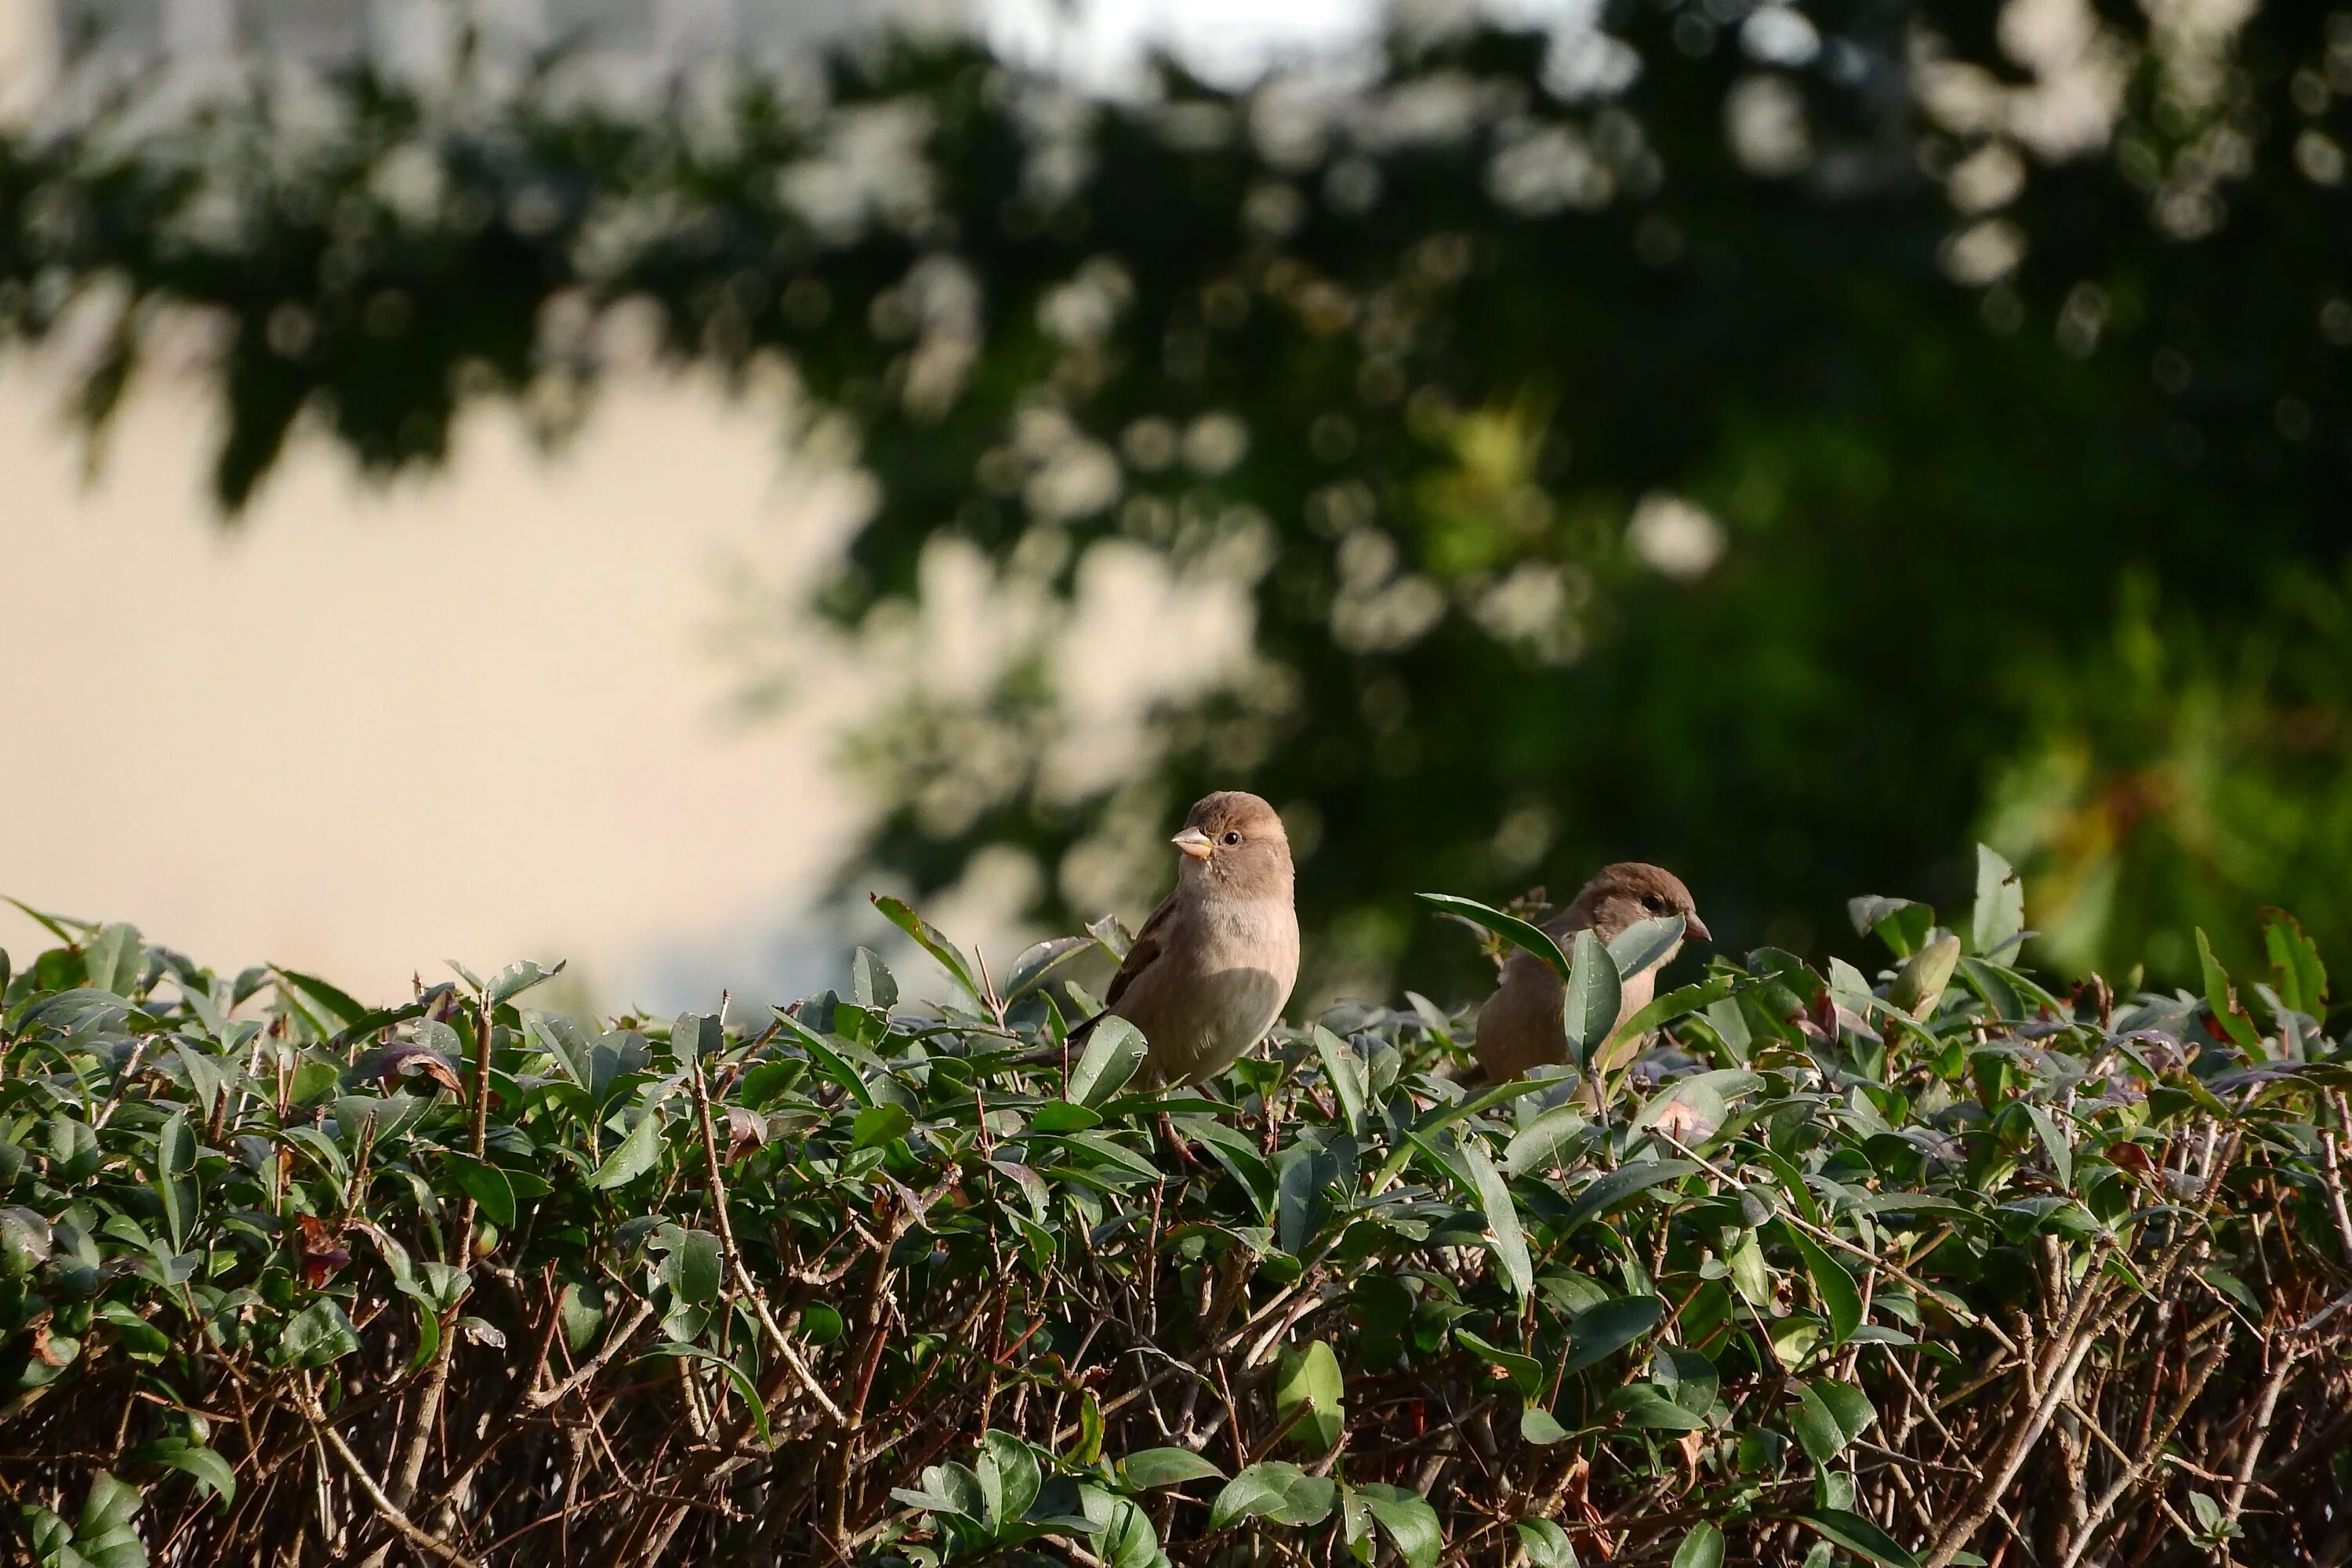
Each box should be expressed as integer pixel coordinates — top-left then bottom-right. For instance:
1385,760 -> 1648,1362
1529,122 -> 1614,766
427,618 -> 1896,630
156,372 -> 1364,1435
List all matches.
297,1214 -> 351,1289
31,1323 -> 73,1367
1675,1430 -> 1704,1488
375,1040 -> 463,1095
726,1106 -> 770,1163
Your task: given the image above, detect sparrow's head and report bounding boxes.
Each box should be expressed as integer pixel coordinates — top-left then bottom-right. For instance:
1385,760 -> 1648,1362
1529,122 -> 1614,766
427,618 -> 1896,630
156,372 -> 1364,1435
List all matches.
1568,862 -> 1711,946
1171,791 -> 1293,897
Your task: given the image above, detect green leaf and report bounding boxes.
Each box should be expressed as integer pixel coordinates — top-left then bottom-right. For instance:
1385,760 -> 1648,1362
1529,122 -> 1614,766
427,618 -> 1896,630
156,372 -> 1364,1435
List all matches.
442,1152 -> 517,1229
1888,933 -> 1962,1018
892,1461 -> 983,1519
1416,894 -> 1571,979
126,1439 -> 235,1506
278,1300 -> 359,1367
1816,1379 -> 1877,1443
1631,1073 -> 1751,1142
1607,915 -> 1687,982
870,895 -> 982,1006
2195,930 -> 2263,1054
3,895 -> 89,945
670,1011 -> 722,1069
850,947 -> 898,1010
654,1225 -> 724,1305
1503,1104 -> 1588,1177
82,1471 -> 141,1534
1791,1509 -> 1922,1568
978,1430 -> 1041,1533
786,1026 -> 874,1107
1210,1462 -> 1335,1530
1561,930 -> 1621,1069
1612,1385 -> 1707,1431
481,960 -> 562,1005
1356,1484 -> 1443,1568
1559,1160 -> 1698,1235
274,966 -> 371,1028
1792,1381 -> 1857,1465
1784,1225 -> 1863,1345
1517,1518 -> 1579,1568
1461,1137 -> 1534,1301
1003,937 -> 1097,1003
586,1106 -> 664,1190
83,924 -> 143,997
153,1111 -> 194,1255
0,1213 -> 49,1279
2022,1103 -> 2074,1192
2199,1265 -> 2262,1319
1312,1026 -> 1369,1137
852,1103 -> 915,1149
1654,1344 -> 1719,1416
1561,1296 -> 1664,1378
1849,896 -> 1934,957
2262,909 -> 2328,1017
1671,1521 -> 1726,1568
1519,1406 -> 1573,1445
1274,1341 -> 1345,1454
1119,1448 -> 1225,1490
1969,845 -> 2024,957
558,1281 -> 608,1354
1270,1142 -> 1327,1250
1029,1101 -> 1100,1134
1605,976 -> 1738,1062
1069,1017 -> 1148,1107
1457,1327 -> 1544,1396
1100,1497 -> 1159,1568
643,1342 -> 772,1446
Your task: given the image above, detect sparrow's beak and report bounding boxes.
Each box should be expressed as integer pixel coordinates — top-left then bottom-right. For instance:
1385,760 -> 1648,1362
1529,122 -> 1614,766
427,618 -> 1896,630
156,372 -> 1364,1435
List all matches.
1685,911 -> 1713,944
1172,826 -> 1214,860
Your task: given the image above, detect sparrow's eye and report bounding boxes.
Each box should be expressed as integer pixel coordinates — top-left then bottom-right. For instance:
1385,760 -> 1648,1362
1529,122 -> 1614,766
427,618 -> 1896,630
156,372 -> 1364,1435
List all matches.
1221,830 -> 1242,846
1642,894 -> 1665,913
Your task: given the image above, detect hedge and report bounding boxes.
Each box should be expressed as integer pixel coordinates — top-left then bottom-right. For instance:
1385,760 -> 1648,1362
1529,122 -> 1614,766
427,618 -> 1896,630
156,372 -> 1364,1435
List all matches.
0,848 -> 2347,1566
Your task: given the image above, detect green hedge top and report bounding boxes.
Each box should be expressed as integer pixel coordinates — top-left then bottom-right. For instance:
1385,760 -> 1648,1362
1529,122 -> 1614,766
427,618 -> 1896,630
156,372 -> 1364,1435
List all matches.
0,851 -> 2346,1567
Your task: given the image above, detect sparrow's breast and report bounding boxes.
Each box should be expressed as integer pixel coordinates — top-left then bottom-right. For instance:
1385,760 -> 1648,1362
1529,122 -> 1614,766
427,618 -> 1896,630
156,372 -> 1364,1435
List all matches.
1152,896 -> 1298,1083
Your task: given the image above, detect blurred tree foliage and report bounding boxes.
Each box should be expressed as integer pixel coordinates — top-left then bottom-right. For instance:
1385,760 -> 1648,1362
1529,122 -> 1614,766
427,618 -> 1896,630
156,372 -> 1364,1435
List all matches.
2,1 -> 2348,997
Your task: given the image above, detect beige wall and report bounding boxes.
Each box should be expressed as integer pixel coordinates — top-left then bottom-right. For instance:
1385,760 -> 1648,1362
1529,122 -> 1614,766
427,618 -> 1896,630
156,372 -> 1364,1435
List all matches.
0,358 -> 880,1014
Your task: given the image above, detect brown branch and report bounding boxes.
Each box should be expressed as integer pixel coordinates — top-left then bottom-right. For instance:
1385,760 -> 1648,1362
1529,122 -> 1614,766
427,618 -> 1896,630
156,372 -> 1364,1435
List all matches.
303,1394 -> 484,1568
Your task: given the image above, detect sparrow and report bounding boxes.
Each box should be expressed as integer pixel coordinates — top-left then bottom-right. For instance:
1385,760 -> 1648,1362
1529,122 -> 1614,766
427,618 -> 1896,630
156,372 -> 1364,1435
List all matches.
1098,791 -> 1300,1090
1472,862 -> 1710,1085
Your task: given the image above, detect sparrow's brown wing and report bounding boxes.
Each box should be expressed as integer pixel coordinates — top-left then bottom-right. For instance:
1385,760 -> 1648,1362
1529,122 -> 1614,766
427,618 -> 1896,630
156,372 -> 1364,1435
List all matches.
1103,891 -> 1180,1009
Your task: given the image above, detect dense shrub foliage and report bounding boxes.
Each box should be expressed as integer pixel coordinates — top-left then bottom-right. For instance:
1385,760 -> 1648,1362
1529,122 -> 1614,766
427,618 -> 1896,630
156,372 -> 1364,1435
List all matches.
1,852 -> 2348,1566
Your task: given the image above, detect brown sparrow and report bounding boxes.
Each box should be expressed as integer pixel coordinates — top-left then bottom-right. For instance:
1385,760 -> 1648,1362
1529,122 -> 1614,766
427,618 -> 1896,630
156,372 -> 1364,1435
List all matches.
1472,862 -> 1709,1083
1099,791 -> 1300,1089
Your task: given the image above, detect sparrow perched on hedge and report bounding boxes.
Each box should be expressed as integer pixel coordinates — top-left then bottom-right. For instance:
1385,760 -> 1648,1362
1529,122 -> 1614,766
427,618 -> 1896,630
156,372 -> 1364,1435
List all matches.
1472,862 -> 1710,1084
1101,791 -> 1300,1089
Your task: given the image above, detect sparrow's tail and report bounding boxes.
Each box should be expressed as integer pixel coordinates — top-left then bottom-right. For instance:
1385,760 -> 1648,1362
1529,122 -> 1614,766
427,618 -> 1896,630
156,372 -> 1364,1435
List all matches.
1431,1058 -> 1489,1089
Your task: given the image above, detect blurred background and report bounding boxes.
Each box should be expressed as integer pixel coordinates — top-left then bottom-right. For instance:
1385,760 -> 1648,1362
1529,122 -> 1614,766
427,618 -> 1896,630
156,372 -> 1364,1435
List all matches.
2,0 -> 2347,1015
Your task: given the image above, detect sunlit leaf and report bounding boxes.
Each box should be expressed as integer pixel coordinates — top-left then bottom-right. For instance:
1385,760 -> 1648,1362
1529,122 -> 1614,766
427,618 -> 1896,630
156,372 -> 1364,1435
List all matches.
1671,1521 -> 1725,1568
1791,1509 -> 1922,1568
1969,845 -> 2024,958
586,1107 -> 664,1189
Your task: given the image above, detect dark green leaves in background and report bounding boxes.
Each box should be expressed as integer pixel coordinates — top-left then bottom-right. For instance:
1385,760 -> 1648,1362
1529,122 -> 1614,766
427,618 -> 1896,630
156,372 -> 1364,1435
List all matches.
5,4 -> 2351,996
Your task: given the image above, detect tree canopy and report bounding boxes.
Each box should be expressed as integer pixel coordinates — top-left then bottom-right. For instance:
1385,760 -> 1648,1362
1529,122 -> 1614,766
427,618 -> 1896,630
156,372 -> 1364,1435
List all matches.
5,0 -> 2348,996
